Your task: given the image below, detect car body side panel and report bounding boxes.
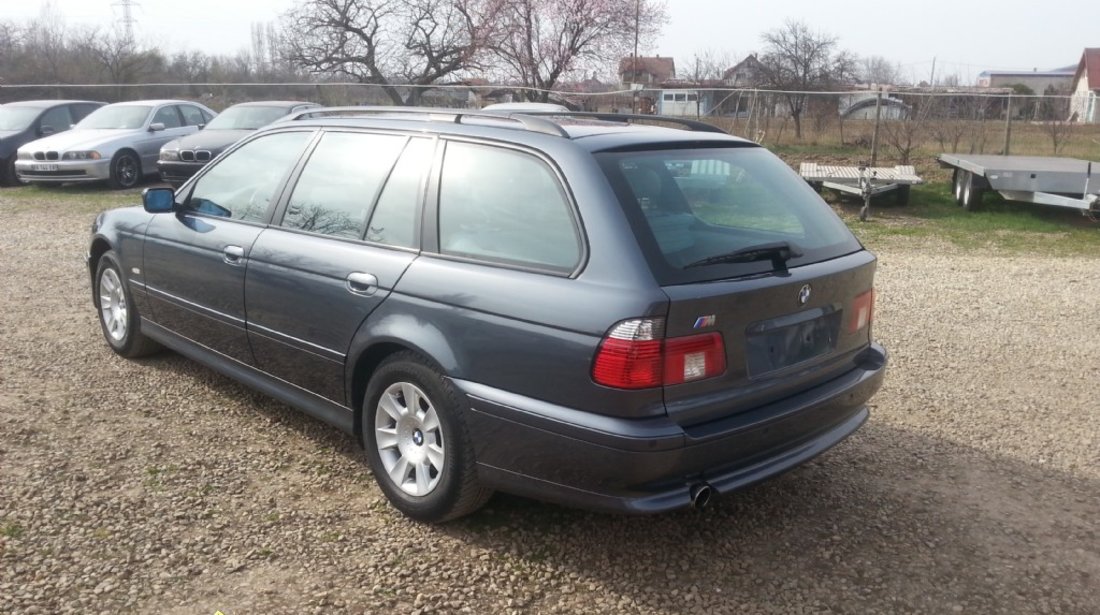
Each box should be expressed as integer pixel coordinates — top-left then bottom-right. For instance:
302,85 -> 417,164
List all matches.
244,229 -> 418,403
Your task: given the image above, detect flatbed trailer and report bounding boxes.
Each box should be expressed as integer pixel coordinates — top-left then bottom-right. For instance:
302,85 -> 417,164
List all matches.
799,163 -> 924,204
938,154 -> 1100,217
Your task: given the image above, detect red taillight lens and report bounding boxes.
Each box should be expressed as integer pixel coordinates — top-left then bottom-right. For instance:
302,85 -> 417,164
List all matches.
848,289 -> 875,333
592,319 -> 726,389
592,337 -> 664,389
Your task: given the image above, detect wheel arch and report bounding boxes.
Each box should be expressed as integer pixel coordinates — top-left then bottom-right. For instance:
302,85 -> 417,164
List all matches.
88,236 -> 113,292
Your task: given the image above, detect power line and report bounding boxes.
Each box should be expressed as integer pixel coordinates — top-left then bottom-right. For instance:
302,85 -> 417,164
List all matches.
113,0 -> 138,47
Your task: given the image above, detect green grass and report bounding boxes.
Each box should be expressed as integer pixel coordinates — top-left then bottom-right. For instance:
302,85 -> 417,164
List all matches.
0,184 -> 142,216
2,523 -> 24,539
835,182 -> 1100,255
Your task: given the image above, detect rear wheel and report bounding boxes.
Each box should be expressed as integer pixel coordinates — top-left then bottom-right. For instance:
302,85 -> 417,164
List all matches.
362,352 -> 491,523
95,251 -> 161,358
108,151 -> 141,189
953,170 -> 966,205
895,184 -> 911,206
961,172 -> 984,211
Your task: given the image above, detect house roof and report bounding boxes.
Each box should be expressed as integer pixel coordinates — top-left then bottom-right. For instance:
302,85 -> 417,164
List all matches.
619,56 -> 676,81
723,54 -> 763,81
1073,48 -> 1100,89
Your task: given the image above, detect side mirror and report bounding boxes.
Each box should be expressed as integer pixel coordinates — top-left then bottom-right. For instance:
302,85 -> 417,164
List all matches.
197,123 -> 206,130
142,187 -> 176,213
149,122 -> 166,132
40,125 -> 56,136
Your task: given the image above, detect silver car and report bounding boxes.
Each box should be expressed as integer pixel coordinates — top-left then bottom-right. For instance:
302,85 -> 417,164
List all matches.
15,100 -> 216,189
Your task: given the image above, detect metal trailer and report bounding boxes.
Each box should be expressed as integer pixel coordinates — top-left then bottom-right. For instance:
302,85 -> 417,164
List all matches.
799,163 -> 925,220
938,154 -> 1100,218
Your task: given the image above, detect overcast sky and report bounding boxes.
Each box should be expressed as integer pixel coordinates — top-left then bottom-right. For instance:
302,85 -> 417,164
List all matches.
6,0 -> 1097,84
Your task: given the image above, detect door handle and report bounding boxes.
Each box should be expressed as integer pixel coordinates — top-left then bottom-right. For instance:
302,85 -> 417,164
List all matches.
223,245 -> 245,265
346,272 -> 379,296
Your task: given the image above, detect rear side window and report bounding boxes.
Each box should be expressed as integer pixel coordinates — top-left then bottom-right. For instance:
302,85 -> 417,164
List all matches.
438,142 -> 580,273
281,132 -> 406,239
598,147 -> 861,284
366,138 -> 433,248
186,131 -> 312,222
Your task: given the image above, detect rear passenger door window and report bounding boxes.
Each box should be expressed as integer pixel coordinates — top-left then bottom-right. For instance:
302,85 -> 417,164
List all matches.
186,131 -> 312,222
281,132 -> 407,240
437,142 -> 581,272
366,138 -> 434,248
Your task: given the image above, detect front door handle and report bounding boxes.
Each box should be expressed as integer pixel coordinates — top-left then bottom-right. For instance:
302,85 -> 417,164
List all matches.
223,245 -> 245,265
346,272 -> 379,296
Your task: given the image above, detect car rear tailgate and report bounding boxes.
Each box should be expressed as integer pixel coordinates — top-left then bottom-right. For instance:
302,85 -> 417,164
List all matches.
661,250 -> 877,426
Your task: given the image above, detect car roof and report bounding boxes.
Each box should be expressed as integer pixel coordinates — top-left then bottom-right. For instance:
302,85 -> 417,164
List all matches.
103,100 -> 200,107
2,100 -> 105,109
274,107 -> 754,152
229,101 -> 318,108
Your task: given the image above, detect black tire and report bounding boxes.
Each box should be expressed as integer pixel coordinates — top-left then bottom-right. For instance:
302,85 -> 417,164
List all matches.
108,151 -> 142,189
3,156 -> 28,187
94,251 -> 161,358
895,184 -> 911,206
808,180 -> 824,193
961,172 -> 984,211
362,351 -> 491,523
953,170 -> 966,206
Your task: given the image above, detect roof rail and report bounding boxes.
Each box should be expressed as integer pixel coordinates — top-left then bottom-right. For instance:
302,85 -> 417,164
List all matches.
280,105 -> 570,138
513,111 -> 729,135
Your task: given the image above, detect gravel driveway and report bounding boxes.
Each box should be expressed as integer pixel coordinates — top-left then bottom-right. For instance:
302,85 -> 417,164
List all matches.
1,191 -> 1098,614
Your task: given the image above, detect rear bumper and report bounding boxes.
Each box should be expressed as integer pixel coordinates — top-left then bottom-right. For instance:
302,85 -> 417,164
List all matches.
458,343 -> 887,514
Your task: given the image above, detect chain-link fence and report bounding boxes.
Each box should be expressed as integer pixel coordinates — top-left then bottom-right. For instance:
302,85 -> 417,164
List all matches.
3,82 -> 1097,162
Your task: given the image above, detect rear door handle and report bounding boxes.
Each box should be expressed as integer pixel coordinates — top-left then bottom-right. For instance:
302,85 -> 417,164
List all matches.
223,245 -> 245,265
346,272 -> 379,296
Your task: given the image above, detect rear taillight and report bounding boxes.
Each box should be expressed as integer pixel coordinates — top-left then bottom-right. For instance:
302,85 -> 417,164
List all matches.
592,318 -> 726,389
848,289 -> 875,333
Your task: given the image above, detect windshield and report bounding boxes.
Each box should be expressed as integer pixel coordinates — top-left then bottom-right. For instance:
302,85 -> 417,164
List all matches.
0,107 -> 41,131
76,106 -> 152,130
598,146 -> 861,284
205,106 -> 293,130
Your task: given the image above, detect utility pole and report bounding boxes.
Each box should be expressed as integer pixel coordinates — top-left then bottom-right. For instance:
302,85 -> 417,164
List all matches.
929,57 -> 936,87
631,0 -> 640,114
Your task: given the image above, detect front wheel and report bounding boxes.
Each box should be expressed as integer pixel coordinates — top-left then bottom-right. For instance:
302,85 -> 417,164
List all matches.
108,151 -> 141,189
363,352 -> 491,523
95,251 -> 161,358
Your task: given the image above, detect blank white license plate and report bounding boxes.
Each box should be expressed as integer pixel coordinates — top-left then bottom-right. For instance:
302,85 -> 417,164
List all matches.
31,164 -> 58,172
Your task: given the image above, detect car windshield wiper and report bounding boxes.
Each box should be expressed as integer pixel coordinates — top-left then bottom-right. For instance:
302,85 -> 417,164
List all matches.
684,241 -> 804,270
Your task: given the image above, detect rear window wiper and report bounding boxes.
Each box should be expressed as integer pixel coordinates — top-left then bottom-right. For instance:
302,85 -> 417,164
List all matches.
683,241 -> 803,270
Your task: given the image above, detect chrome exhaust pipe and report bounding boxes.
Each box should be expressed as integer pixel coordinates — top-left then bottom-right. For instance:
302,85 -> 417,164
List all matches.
689,483 -> 713,510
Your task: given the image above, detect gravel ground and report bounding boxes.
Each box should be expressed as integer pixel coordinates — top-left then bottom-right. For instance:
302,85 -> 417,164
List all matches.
1,191 -> 1098,615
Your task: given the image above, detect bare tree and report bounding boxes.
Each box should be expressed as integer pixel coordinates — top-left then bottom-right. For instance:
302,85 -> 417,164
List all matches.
880,96 -> 931,164
82,29 -> 162,85
860,55 -> 901,86
683,46 -> 735,83
1038,85 -> 1074,154
756,20 -> 856,140
280,0 -> 501,106
492,0 -> 666,102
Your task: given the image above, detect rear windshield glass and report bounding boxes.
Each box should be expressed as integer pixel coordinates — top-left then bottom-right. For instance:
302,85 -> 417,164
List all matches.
597,146 -> 861,284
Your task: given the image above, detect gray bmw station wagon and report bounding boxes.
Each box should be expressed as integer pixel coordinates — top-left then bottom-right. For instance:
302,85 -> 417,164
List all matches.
88,108 -> 887,523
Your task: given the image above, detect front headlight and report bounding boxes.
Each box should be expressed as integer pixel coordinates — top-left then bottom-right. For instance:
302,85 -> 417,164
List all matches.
62,151 -> 102,161
160,149 -> 180,161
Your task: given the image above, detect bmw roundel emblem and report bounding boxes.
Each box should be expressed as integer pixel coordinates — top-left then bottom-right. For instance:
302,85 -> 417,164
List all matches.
798,284 -> 812,306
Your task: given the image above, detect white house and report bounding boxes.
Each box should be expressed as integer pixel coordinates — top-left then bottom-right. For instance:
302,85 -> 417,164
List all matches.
1070,48 -> 1100,123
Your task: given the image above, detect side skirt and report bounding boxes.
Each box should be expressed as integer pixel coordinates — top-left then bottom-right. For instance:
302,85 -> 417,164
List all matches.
141,319 -> 356,436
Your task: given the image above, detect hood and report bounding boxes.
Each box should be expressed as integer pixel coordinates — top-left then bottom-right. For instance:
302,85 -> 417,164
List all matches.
170,129 -> 252,153
19,128 -> 144,153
